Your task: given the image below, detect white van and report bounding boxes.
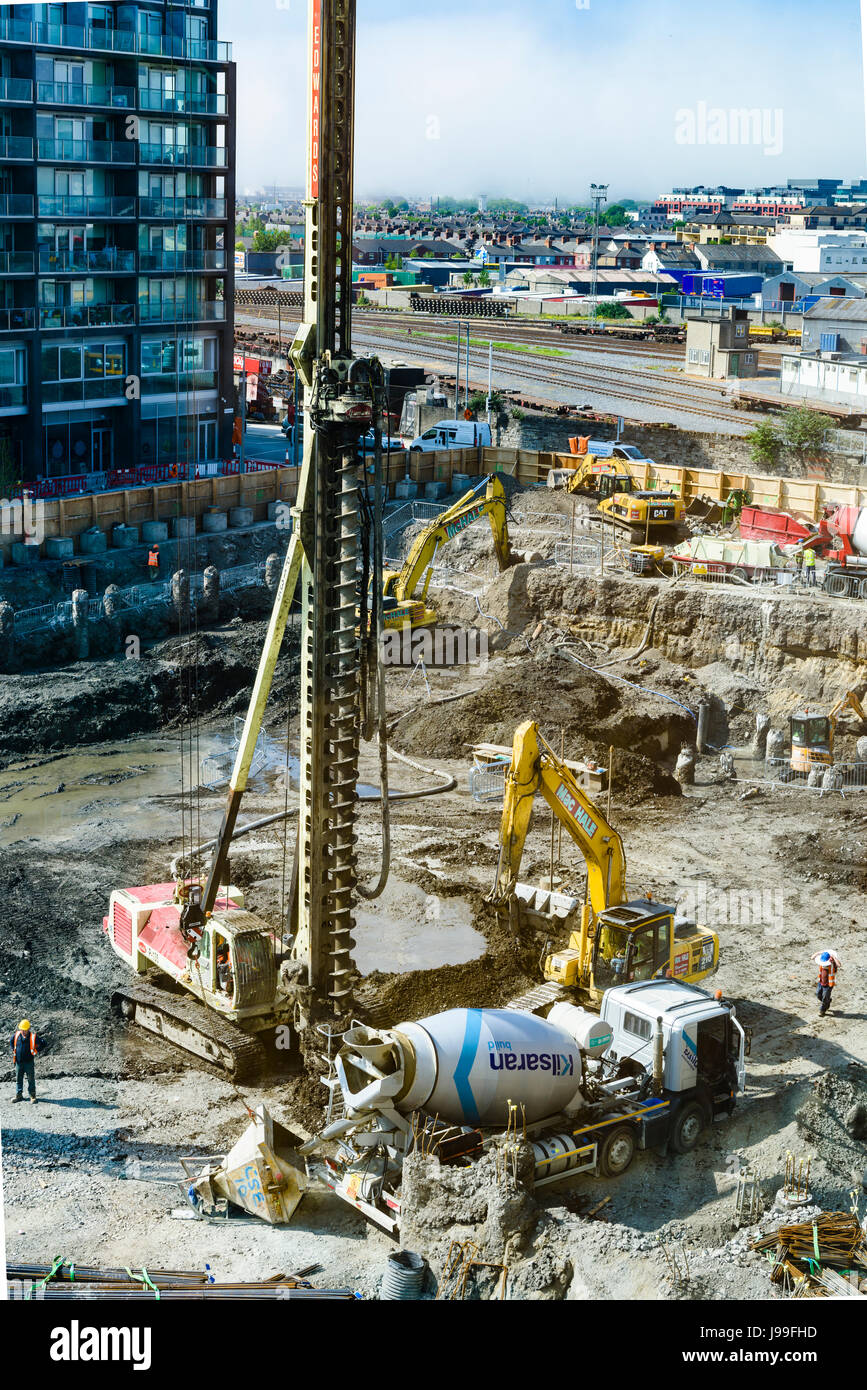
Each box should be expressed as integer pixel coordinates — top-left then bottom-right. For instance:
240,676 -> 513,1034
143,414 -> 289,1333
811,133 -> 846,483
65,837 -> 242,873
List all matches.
407,419 -> 492,452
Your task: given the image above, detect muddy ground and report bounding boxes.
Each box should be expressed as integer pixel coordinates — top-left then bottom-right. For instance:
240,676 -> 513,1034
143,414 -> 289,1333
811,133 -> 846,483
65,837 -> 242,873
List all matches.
1,487 -> 866,1300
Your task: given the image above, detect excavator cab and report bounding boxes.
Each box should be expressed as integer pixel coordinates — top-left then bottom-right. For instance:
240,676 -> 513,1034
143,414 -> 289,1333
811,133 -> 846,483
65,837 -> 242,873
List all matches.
591,900 -> 676,992
596,473 -> 636,500
790,709 -> 833,774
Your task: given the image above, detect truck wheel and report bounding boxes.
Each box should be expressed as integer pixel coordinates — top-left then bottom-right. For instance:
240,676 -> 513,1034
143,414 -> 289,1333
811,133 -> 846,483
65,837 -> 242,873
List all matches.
599,1125 -> 637,1177
730,567 -> 750,584
670,1100 -> 706,1154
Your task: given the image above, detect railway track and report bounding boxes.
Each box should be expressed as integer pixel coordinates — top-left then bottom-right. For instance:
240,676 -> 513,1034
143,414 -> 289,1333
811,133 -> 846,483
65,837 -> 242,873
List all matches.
235,308 -> 758,430
237,302 -> 684,361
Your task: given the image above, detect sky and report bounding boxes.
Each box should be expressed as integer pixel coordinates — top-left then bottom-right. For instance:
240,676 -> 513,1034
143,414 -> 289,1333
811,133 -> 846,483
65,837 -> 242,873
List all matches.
220,0 -> 867,203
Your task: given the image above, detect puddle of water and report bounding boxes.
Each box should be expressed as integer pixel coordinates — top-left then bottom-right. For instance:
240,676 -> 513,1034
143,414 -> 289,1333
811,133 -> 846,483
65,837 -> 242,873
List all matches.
353,876 -> 485,975
0,736 -> 229,846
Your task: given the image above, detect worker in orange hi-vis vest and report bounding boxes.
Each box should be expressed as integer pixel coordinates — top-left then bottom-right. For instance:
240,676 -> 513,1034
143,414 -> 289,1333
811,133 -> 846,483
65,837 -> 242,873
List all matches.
815,951 -> 838,1017
147,545 -> 160,581
11,1019 -> 39,1103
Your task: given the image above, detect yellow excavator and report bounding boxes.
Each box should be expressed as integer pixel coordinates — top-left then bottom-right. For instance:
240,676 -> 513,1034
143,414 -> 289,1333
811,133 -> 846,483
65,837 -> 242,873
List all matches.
380,473 -> 515,629
787,689 -> 867,777
549,454 -> 685,538
486,721 -> 719,1010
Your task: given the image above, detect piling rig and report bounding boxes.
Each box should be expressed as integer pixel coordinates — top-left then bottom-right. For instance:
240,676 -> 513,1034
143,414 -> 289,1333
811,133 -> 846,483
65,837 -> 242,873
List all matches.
105,0 -> 386,1072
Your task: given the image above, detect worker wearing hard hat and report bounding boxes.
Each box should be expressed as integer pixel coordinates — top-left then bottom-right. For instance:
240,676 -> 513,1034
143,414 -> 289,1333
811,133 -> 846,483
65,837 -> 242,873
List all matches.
147,545 -> 160,581
816,953 -> 837,1017
803,547 -> 816,587
10,1019 -> 39,1103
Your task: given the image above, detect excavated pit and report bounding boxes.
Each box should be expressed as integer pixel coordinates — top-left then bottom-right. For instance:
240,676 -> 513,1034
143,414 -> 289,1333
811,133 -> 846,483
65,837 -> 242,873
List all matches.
2,482 -> 867,1298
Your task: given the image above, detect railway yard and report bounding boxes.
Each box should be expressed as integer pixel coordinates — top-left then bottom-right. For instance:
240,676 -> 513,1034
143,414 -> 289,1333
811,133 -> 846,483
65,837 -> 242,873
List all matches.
234,301 -> 777,433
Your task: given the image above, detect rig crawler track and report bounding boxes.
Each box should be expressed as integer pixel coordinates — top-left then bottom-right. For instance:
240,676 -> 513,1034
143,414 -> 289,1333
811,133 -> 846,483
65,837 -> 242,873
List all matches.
111,980 -> 267,1080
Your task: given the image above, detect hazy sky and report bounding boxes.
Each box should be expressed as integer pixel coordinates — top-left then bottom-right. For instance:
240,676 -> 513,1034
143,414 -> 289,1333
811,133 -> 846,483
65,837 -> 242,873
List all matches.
220,0 -> 867,202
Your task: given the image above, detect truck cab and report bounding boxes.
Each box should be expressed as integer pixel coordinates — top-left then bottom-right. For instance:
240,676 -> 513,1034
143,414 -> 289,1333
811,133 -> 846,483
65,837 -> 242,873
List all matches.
602,978 -> 747,1107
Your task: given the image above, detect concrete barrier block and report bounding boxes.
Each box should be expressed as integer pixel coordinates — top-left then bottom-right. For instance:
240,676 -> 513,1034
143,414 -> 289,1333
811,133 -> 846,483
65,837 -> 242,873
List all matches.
424,482 -> 448,501
202,509 -> 228,533
112,524 -> 139,549
11,542 -> 40,565
45,536 -> 75,559
172,516 -> 196,539
451,473 -> 471,494
142,521 -> 169,544
395,479 -> 418,500
79,528 -> 108,555
229,506 -> 254,529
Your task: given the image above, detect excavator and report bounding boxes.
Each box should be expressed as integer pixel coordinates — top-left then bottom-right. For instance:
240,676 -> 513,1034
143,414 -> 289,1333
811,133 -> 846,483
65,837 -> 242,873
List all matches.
785,689 -> 867,779
105,0 -> 387,1077
548,453 -> 686,539
486,721 -> 719,1011
379,473 -> 514,629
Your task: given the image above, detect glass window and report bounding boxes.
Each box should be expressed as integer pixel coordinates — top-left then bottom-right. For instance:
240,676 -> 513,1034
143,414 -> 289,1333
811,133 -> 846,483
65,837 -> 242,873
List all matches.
41,345 -> 59,381
85,345 -> 104,378
623,1011 -> 652,1041
105,343 -> 124,378
60,346 -> 82,379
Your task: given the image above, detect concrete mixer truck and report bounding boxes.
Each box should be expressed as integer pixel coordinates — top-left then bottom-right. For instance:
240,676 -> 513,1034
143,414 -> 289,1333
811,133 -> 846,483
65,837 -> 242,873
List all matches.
302,980 -> 747,1235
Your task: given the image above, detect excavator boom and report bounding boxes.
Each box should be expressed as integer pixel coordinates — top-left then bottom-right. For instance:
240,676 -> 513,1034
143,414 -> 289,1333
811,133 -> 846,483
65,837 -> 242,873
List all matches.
490,720 -> 626,914
391,474 -> 513,607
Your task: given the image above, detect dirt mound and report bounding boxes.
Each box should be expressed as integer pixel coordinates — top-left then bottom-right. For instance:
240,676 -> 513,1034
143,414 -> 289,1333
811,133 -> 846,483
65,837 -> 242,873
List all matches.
393,652 -> 685,800
796,1062 -> 867,1173
0,621 -> 300,760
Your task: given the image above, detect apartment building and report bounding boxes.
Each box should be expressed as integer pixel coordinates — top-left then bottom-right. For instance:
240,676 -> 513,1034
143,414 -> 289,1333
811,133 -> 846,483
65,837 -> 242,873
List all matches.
0,1 -> 235,484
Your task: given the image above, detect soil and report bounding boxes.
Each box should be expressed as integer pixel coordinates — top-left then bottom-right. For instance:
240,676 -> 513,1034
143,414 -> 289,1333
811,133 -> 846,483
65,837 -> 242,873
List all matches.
2,480 -> 866,1300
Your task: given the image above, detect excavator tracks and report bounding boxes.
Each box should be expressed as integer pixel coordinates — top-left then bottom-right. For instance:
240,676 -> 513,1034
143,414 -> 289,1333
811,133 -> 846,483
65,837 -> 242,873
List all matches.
110,980 -> 268,1081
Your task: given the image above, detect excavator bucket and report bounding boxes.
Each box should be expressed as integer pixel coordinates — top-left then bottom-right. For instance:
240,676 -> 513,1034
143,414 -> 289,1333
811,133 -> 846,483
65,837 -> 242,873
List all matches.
512,882 -> 582,929
187,1105 -> 308,1225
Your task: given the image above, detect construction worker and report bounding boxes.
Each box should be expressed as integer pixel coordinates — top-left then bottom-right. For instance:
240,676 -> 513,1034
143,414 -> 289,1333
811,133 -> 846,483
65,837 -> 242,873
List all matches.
803,546 -> 817,587
147,545 -> 160,581
10,1019 -> 39,1103
816,952 -> 837,1016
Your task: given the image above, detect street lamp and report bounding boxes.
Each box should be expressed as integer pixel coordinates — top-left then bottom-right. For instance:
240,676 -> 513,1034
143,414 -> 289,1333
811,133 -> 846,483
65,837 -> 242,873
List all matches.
589,182 -> 608,325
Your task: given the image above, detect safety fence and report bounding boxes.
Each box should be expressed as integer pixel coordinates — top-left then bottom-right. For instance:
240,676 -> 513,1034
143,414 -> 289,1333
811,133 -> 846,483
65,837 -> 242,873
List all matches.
671,562 -> 789,589
469,760 -> 509,802
382,499 -> 449,540
16,458 -> 280,501
758,755 -> 867,790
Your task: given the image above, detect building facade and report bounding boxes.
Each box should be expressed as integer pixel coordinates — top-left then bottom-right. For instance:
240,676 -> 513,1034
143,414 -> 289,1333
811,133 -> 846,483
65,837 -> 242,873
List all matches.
0,1 -> 235,485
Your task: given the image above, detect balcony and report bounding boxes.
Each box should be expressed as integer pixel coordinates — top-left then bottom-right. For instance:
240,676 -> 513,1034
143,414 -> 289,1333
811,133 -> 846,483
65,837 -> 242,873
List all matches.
0,18 -> 231,64
37,195 -> 136,218
42,377 -> 127,405
139,249 -> 225,272
37,138 -> 136,165
139,143 -> 227,167
138,196 -> 226,219
137,89 -> 227,116
0,77 -> 33,103
0,252 -> 35,274
0,385 -> 27,408
38,303 -> 135,329
141,370 -> 218,394
36,82 -> 136,110
0,136 -> 33,160
139,301 -> 225,324
39,249 -> 136,274
0,194 -> 33,218
0,308 -> 36,331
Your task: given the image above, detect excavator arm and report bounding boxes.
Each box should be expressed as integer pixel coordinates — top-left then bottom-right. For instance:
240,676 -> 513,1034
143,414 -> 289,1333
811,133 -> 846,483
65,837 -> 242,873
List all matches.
388,474 -> 513,605
830,689 -> 867,725
488,720 -> 626,916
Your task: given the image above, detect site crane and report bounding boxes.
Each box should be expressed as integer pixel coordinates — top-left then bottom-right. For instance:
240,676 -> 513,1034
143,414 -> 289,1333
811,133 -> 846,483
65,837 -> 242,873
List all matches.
380,474 -> 515,629
104,0 -> 385,1072
486,721 -> 719,1009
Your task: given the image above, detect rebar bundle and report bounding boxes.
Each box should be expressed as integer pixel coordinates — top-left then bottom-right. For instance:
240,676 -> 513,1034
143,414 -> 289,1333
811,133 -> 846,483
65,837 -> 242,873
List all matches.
5,1261 -> 344,1301
751,1211 -> 867,1296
